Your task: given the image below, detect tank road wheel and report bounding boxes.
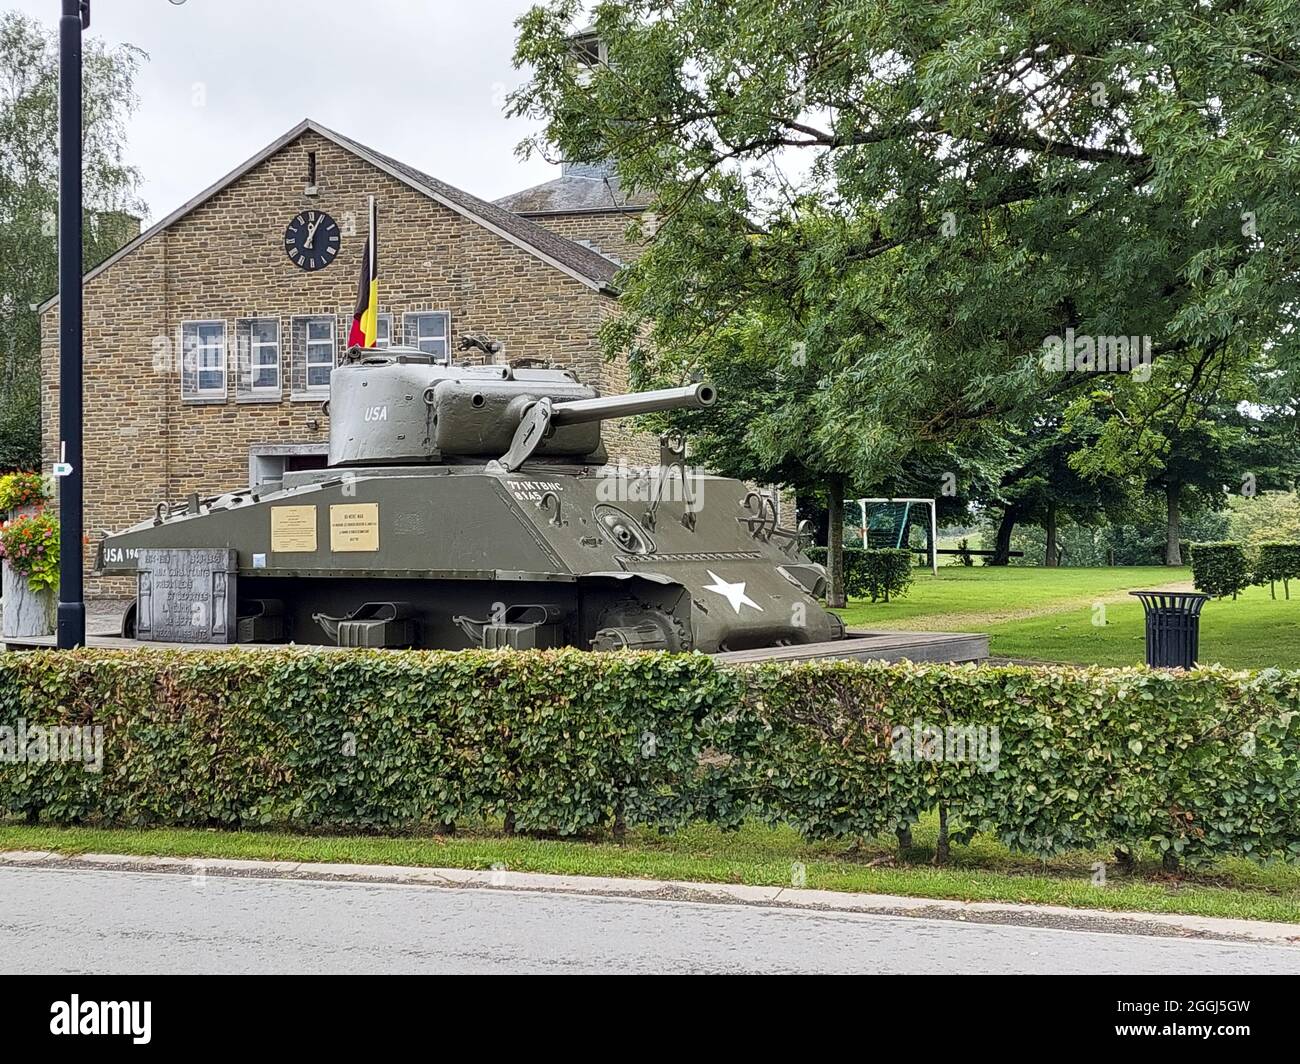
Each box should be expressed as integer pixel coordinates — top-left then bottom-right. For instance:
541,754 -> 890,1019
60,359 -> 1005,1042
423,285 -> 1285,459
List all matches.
590,600 -> 691,652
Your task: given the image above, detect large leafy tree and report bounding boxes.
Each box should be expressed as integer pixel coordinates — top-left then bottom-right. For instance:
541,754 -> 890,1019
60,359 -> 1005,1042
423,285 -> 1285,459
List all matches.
511,0 -> 1300,585
1070,348 -> 1300,563
0,11 -> 145,470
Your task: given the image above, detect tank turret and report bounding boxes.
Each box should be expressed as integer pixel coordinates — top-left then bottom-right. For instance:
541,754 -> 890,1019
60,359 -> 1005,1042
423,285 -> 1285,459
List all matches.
328,345 -> 715,469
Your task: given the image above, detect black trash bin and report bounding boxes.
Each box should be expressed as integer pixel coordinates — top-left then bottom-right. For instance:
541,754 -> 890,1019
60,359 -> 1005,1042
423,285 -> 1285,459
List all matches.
1129,591 -> 1209,669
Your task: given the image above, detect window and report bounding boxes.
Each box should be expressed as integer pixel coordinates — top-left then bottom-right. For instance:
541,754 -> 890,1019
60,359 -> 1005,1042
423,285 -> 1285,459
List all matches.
250,320 -> 279,390
235,318 -> 280,400
375,313 -> 393,349
290,315 -> 337,398
403,311 -> 450,359
306,319 -> 334,389
181,320 -> 226,401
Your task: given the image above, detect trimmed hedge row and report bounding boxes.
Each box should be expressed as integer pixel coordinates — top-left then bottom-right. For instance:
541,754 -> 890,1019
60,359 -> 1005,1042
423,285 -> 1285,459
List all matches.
1190,540 -> 1300,599
807,546 -> 914,602
1189,542 -> 1252,598
1256,543 -> 1300,599
2,649 -> 1299,866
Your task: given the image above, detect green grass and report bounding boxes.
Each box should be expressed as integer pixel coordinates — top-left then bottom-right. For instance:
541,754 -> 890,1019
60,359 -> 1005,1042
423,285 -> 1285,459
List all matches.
5,814 -> 1300,923
835,565 -> 1300,669
991,585 -> 1300,669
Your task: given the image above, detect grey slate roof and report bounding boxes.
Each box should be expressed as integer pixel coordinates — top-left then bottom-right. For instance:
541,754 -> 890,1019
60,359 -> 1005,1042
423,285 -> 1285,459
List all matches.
495,165 -> 645,215
39,118 -> 620,312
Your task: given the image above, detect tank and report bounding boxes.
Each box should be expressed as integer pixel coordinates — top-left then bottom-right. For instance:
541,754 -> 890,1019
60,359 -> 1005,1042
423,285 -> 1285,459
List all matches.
96,344 -> 844,652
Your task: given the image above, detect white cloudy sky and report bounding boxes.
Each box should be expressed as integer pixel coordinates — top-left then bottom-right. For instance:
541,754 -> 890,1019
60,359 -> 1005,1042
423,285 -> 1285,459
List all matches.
7,0 -> 567,223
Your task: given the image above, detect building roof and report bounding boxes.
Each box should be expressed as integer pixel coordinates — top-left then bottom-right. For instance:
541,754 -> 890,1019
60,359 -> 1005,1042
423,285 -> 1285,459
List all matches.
39,119 -> 620,313
495,161 -> 646,215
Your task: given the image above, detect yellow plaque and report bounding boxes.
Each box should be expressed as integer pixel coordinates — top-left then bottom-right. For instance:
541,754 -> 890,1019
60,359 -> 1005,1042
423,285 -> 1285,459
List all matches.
270,505 -> 317,552
330,503 -> 380,552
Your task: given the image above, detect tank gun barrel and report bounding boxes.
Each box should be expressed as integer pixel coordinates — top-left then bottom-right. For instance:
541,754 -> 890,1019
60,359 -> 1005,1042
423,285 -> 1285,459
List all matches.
490,382 -> 716,473
550,383 -> 716,426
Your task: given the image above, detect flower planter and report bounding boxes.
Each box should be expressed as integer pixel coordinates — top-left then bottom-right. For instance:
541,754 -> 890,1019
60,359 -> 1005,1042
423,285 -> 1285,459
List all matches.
2,504 -> 55,639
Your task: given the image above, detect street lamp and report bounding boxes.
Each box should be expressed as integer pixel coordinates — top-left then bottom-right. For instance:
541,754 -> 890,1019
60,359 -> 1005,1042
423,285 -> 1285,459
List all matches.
56,0 -> 90,649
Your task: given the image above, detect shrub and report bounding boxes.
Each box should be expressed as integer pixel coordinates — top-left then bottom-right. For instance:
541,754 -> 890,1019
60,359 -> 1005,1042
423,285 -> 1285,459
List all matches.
0,649 -> 736,835
717,660 -> 1300,865
956,538 -> 974,566
1189,542 -> 1251,599
4,650 -> 1300,868
807,547 -> 914,602
0,471 -> 49,513
0,510 -> 59,592
1255,543 -> 1300,599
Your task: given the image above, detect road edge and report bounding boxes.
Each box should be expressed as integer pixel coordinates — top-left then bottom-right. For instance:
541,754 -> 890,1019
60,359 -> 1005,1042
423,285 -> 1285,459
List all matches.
3,848 -> 1298,946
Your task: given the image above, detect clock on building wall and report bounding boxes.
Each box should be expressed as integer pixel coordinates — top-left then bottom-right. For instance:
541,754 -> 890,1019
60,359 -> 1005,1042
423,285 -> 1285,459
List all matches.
283,210 -> 341,271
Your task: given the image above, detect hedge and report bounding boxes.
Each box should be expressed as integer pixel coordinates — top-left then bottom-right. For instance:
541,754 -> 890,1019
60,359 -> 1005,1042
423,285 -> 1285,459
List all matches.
1255,543 -> 1300,600
807,546 -> 914,602
1189,542 -> 1252,599
3,649 -> 1300,867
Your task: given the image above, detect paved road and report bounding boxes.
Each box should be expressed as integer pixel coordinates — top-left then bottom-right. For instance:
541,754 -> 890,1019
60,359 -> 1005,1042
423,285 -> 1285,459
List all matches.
3,866 -> 1298,974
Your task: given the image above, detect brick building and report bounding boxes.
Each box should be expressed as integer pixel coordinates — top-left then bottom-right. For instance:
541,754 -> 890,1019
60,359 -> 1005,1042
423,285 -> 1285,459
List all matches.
39,119 -> 651,596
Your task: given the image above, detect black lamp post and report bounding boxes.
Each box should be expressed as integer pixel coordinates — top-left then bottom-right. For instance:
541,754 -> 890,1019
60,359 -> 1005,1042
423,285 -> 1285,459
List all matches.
56,0 -> 90,649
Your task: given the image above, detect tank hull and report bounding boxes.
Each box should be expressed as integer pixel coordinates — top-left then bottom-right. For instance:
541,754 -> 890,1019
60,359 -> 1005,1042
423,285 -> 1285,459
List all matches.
97,464 -> 841,653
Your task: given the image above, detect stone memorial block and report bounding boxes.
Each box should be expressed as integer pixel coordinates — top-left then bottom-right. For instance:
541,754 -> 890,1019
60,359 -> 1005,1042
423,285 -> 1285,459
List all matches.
136,548 -> 238,643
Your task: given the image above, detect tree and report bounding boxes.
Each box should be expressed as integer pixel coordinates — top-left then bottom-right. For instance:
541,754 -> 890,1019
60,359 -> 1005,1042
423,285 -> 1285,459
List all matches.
975,403 -> 1136,566
1069,350 -> 1299,564
0,12 -> 146,470
1147,405 -> 1295,565
510,0 -> 1300,581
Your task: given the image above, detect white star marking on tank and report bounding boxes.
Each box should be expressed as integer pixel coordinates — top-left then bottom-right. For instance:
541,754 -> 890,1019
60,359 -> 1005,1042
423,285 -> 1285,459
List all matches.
701,570 -> 763,614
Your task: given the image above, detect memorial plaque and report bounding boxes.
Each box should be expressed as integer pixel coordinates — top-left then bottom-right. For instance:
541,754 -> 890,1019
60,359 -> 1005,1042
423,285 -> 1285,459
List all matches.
271,504 -> 317,552
329,503 -> 380,552
135,548 -> 238,644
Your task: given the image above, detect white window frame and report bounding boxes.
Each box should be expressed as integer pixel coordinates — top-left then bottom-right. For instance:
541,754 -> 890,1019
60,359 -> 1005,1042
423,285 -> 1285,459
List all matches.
291,315 -> 336,398
403,310 -> 450,359
243,317 -> 281,398
181,319 -> 227,402
375,313 -> 393,349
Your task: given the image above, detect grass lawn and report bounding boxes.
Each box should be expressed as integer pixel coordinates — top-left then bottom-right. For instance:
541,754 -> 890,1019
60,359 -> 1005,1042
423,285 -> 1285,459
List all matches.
5,813 -> 1300,923
835,565 -> 1300,669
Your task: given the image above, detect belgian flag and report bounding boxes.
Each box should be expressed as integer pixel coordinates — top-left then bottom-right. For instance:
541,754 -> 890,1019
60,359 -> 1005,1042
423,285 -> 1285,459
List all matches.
348,195 -> 379,348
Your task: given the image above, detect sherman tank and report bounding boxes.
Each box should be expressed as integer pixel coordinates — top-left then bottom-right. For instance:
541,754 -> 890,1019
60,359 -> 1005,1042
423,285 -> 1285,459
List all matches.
96,343 -> 844,653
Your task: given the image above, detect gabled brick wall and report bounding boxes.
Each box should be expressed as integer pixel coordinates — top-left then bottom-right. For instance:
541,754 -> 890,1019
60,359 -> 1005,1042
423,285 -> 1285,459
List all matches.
525,208 -> 647,266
